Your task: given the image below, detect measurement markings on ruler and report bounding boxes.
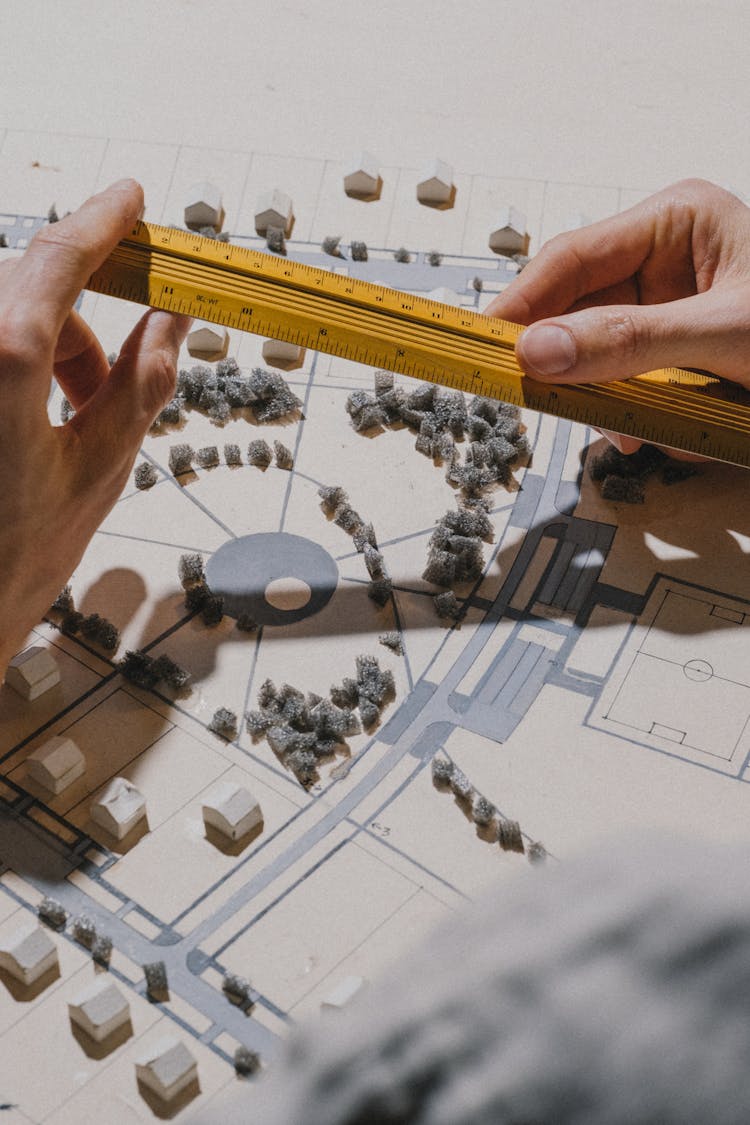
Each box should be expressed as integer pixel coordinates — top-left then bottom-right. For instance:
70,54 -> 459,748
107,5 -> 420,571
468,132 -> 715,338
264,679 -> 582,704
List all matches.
86,221 -> 750,468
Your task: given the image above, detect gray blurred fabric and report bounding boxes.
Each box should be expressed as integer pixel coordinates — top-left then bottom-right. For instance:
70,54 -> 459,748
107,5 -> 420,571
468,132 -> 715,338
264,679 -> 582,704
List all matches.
194,836 -> 750,1124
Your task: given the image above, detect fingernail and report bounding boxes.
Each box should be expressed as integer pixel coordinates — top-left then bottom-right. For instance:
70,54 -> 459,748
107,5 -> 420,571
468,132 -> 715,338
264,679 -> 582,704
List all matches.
172,312 -> 193,343
518,324 -> 576,376
109,177 -> 139,193
150,309 -> 193,346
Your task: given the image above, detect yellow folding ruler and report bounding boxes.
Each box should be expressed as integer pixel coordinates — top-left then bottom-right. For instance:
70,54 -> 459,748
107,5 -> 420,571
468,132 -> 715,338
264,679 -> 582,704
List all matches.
87,221 -> 750,467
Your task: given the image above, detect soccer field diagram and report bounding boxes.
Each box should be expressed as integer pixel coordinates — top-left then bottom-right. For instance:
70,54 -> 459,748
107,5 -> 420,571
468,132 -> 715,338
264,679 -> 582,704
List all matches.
593,581 -> 750,776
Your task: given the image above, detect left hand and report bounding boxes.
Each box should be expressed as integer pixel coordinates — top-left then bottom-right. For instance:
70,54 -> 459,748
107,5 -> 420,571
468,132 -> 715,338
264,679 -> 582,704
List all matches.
0,179 -> 191,678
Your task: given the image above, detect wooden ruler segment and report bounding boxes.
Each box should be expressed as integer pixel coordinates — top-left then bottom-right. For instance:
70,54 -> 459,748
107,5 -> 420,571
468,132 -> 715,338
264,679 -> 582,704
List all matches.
86,221 -> 750,467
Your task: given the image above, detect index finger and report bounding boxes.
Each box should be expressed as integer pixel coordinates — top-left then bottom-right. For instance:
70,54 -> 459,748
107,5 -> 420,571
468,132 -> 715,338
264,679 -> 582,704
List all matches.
481,184 -> 706,326
484,194 -> 662,326
10,179 -> 144,343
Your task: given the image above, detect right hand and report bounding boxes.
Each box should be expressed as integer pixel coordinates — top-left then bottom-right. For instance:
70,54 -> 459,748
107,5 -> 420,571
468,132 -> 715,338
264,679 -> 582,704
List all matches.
485,178 -> 750,455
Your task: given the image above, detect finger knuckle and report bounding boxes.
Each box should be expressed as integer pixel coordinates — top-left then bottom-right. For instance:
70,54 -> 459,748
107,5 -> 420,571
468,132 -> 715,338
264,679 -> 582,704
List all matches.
671,176 -> 722,200
538,230 -> 573,259
663,178 -> 740,215
603,309 -> 644,362
0,308 -> 50,369
30,223 -> 87,269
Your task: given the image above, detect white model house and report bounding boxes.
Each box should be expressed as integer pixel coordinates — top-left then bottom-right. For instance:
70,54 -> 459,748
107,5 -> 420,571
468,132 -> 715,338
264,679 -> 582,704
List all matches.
0,923 -> 59,985
343,152 -> 382,200
6,647 -> 60,701
416,158 -> 455,208
91,777 -> 147,840
26,735 -> 85,795
184,181 -> 225,232
135,1036 -> 198,1101
488,206 -> 530,256
68,976 -> 131,1042
186,321 -> 230,362
254,189 -> 295,237
202,781 -> 263,842
261,338 -> 306,371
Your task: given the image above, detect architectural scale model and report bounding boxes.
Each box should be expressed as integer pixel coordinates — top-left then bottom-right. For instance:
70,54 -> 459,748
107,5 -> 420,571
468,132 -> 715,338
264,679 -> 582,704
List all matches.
0,134 -> 747,1122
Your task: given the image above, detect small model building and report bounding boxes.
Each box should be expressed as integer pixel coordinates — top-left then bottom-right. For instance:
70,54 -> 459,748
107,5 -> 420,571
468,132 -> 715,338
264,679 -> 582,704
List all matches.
68,976 -> 131,1042
184,181 -> 225,233
187,322 -> 230,362
26,735 -> 85,795
489,207 -> 530,257
343,152 -> 382,201
261,338 -> 306,371
321,975 -> 367,1011
416,158 -> 456,209
135,1036 -> 198,1102
90,777 -> 147,840
0,923 -> 58,985
202,781 -> 262,842
6,646 -> 60,701
254,189 -> 294,237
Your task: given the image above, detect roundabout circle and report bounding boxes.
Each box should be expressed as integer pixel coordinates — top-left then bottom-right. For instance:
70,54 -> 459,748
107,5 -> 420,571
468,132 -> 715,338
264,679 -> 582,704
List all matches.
205,532 -> 339,626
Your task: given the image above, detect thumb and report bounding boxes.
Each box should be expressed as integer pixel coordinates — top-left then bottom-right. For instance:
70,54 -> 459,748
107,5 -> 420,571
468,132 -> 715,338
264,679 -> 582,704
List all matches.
515,288 -> 750,385
72,309 -> 191,476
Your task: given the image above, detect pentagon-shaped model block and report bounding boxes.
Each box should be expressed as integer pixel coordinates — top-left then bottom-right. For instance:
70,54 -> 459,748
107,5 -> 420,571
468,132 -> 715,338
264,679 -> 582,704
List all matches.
489,206 -> 530,257
184,181 -> 225,233
6,646 -> 60,701
343,152 -> 382,201
254,188 -> 294,238
416,158 -> 456,209
187,321 -> 230,362
26,735 -> 85,795
68,976 -> 130,1042
202,781 -> 262,842
135,1036 -> 198,1102
426,286 -> 461,307
91,777 -> 147,840
0,923 -> 58,985
320,974 -> 367,1011
261,338 -> 306,372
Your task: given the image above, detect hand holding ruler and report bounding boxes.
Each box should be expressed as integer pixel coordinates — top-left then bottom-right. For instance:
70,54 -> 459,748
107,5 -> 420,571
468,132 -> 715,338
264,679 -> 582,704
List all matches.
87,221 -> 750,468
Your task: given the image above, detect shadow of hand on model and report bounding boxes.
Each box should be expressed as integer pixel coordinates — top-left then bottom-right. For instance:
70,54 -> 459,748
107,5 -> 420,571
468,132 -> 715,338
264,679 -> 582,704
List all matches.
117,436 -> 750,696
